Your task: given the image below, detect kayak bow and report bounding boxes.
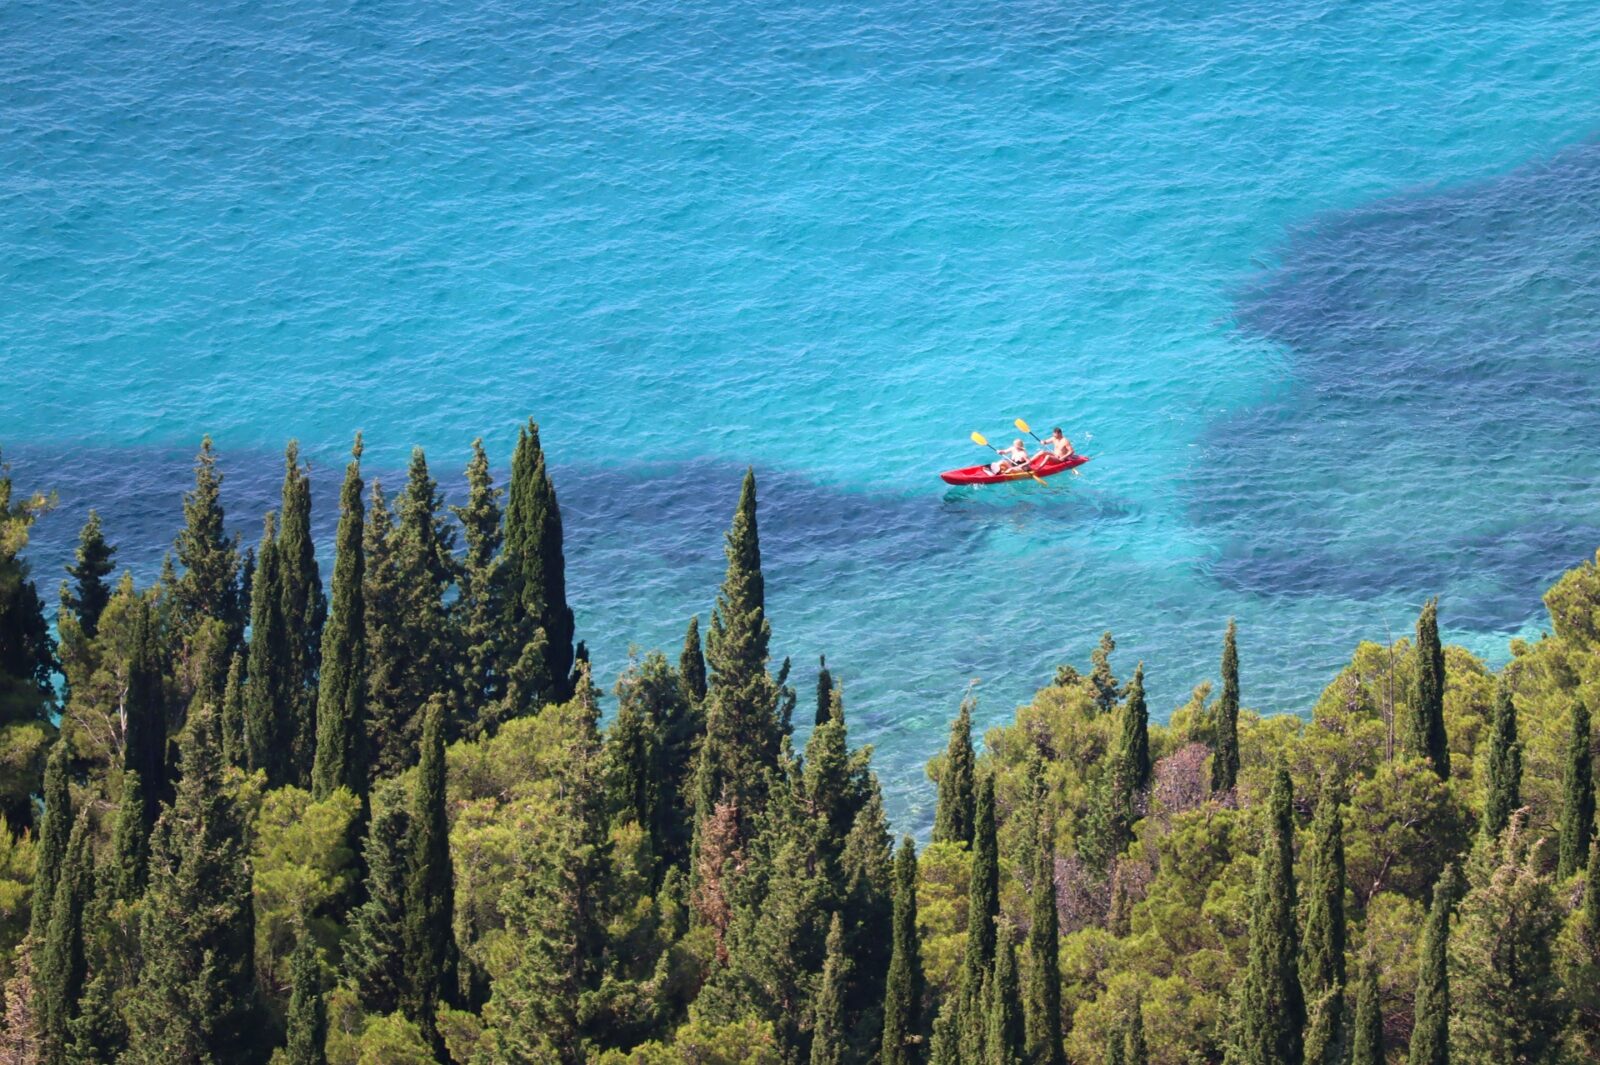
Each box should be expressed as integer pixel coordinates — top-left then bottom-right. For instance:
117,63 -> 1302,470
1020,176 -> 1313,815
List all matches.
939,452 -> 1090,486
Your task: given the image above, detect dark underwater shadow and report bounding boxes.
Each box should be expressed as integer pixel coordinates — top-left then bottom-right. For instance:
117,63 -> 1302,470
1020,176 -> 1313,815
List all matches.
1191,138 -> 1600,628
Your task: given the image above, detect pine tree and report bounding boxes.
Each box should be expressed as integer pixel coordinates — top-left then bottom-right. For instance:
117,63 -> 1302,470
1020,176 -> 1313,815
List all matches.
1557,698 -> 1594,880
679,615 -> 707,705
31,740 -> 72,943
502,420 -> 576,711
343,781 -> 411,1015
283,935 -> 328,1065
122,706 -> 257,1064
882,837 -> 925,1065
109,770 -> 148,900
809,914 -> 848,1065
312,435 -> 367,802
1480,677 -> 1521,842
1212,619 -> 1241,794
932,697 -> 977,846
816,655 -> 834,728
696,468 -> 781,823
220,651 -> 246,768
245,512 -> 293,785
402,696 -> 457,1045
61,511 -> 115,638
1231,765 -> 1303,1065
1023,808 -> 1064,1065
452,438 -> 505,735
1408,598 -> 1450,779
1349,960 -> 1383,1065
987,934 -> 1026,1065
170,436 -> 244,653
276,441 -> 326,788
1123,999 -> 1149,1065
123,598 -> 168,827
1300,790 -> 1346,1065
36,813 -> 91,1065
1450,820 -> 1565,1065
1406,865 -> 1457,1065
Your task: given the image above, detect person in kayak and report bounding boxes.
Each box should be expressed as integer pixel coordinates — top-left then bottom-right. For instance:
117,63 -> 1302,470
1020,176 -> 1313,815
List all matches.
1041,427 -> 1075,462
990,438 -> 1030,474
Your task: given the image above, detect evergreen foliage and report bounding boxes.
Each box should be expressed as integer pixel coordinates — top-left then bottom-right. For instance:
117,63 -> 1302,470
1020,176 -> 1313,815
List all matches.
1557,698 -> 1594,880
932,697 -> 976,846
816,655 -> 834,729
882,837 -> 925,1065
809,914 -> 848,1065
985,933 -> 1024,1065
1212,619 -> 1240,793
1408,598 -> 1450,779
452,437 -> 505,736
283,934 -> 328,1065
679,615 -> 707,704
1407,865 -> 1458,1065
109,769 -> 148,900
61,511 -> 115,639
1300,790 -> 1346,1065
220,650 -> 246,768
0,453 -> 55,834
1123,1000 -> 1148,1065
170,436 -> 244,652
401,696 -> 457,1045
361,479 -> 410,778
245,511 -> 293,785
1117,663 -> 1151,792
31,739 -> 72,943
343,781 -> 411,1016
123,598 -> 168,826
36,813 -> 91,1065
1349,960 -> 1383,1065
503,419 -> 576,711
1022,807 -> 1063,1065
1480,676 -> 1521,842
1230,765 -> 1303,1065
277,441 -> 327,788
312,435 -> 367,801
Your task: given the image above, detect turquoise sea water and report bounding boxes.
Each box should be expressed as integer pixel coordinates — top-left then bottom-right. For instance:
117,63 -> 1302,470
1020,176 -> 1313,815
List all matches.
7,0 -> 1600,826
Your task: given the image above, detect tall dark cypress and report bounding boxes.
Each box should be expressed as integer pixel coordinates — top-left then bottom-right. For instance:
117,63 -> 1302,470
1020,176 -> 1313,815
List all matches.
453,438 -> 505,735
933,698 -> 977,846
37,814 -> 92,1065
343,783 -> 410,1015
1023,808 -> 1064,1065
123,598 -> 168,827
170,436 -> 244,652
402,696 -> 457,1045
1123,999 -> 1148,1065
815,655 -> 834,728
986,933 -> 1025,1065
1480,677 -> 1521,842
1349,959 -> 1383,1065
679,615 -> 707,704
245,512 -> 292,784
220,651 -> 246,769
283,935 -> 328,1065
122,706 -> 257,1064
609,652 -> 684,873
809,913 -> 849,1065
882,837 -> 925,1065
1118,663 -> 1151,792
1300,791 -> 1346,1065
109,770 -> 148,901
1409,599 -> 1450,779
502,420 -> 576,710
276,441 -> 326,787
1232,765 -> 1303,1065
361,480 -> 409,778
312,436 -> 367,802
1213,619 -> 1241,794
61,511 -> 115,638
394,449 -> 458,721
696,468 -> 781,821
31,740 -> 72,943
1558,698 -> 1595,880
1407,865 -> 1457,1065
957,774 -> 1001,1060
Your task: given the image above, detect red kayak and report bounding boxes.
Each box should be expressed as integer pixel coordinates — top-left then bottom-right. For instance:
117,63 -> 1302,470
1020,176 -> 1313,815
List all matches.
940,452 -> 1090,486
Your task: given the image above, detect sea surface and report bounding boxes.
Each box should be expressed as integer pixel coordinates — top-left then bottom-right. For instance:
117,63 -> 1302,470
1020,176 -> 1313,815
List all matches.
6,0 -> 1600,827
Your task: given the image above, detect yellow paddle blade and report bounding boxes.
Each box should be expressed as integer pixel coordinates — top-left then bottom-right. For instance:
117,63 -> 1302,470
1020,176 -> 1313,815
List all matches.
970,431 -> 989,448
1014,417 -> 1032,434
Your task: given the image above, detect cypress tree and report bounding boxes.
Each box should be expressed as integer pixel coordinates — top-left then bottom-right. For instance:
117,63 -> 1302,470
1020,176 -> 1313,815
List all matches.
452,438 -> 505,735
343,782 -> 411,1015
696,468 -> 781,822
882,837 -> 925,1065
1300,791 -> 1346,1065
503,420 -> 576,710
109,770 -> 148,901
1104,1028 -> 1125,1065
312,435 -> 367,801
36,813 -> 91,1065
123,598 -> 168,826
610,652 -> 692,876
1023,806 -> 1064,1065
402,696 -> 457,1044
393,448 -> 458,725
122,706 -> 257,1064
932,697 -> 977,846
816,655 -> 834,728
276,441 -> 326,787
244,512 -> 292,785
220,651 -> 246,769
61,511 -> 115,638
1088,632 -> 1118,716
283,935 -> 328,1065
809,913 -> 848,1065
1349,960 -> 1383,1065
1408,598 -> 1450,779
1232,764 -> 1303,1065
957,774 -> 1001,1061
31,740 -> 72,943
1479,677 -> 1521,842
1557,698 -> 1595,880
65,969 -> 124,1065
1123,999 -> 1148,1065
1406,865 -> 1457,1065
1213,619 -> 1241,794
170,436 -> 244,652
986,934 -> 1025,1065
679,615 -> 707,704
1118,663 -> 1151,792
362,479 -> 411,778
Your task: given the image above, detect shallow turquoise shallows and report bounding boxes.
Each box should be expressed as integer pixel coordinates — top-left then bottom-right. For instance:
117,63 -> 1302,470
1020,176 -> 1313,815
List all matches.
7,0 -> 1600,827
